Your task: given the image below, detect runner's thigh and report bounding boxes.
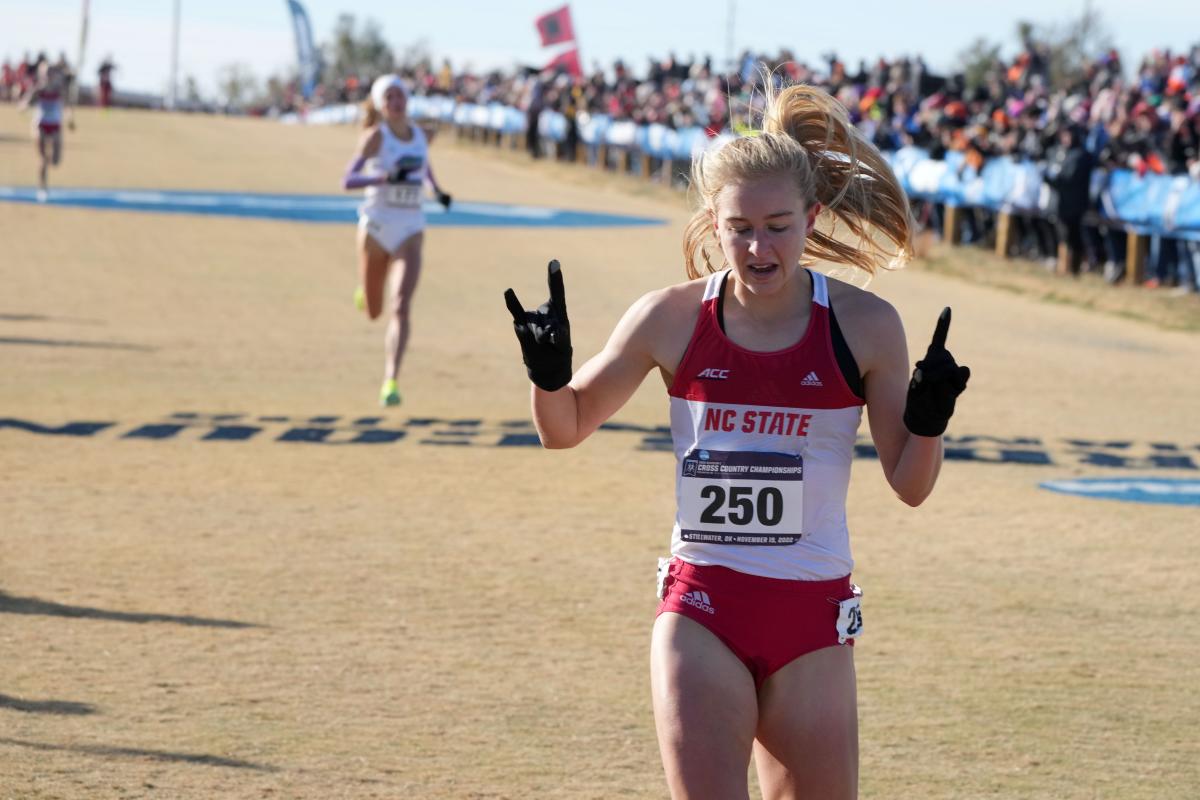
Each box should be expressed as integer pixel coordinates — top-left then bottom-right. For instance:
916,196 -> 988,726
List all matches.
753,645 -> 857,800
651,612 -> 758,798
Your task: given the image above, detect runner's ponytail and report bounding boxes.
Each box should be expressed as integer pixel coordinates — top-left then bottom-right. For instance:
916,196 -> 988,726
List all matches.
684,78 -> 913,279
361,98 -> 380,129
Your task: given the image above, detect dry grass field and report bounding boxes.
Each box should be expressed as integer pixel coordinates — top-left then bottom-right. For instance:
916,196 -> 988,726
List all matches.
1,104 -> 1198,799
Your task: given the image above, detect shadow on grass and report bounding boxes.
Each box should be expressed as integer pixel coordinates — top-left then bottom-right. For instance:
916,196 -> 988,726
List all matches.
0,312 -> 105,325
0,693 -> 96,715
0,737 -> 278,771
0,591 -> 262,629
0,336 -> 153,351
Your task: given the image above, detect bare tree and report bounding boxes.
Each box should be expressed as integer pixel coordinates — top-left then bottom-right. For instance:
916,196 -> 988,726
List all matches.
183,75 -> 203,105
1015,7 -> 1115,90
956,37 -> 1005,91
324,14 -> 395,85
216,63 -> 260,110
396,37 -> 433,72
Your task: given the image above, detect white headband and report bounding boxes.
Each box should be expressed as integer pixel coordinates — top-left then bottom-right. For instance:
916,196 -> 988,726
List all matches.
371,75 -> 408,112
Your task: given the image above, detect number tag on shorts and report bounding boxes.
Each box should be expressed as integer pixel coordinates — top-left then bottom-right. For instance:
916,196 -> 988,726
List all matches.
678,449 -> 804,545
383,184 -> 421,208
835,585 -> 864,644
655,557 -> 671,599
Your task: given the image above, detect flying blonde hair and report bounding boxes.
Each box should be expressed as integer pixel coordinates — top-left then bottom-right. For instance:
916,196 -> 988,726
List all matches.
683,78 -> 913,280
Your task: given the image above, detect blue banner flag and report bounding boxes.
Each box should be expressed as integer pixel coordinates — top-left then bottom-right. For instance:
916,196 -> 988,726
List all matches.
285,0 -> 320,100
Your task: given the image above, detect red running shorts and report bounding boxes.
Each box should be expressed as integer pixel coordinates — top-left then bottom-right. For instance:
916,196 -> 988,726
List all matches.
656,558 -> 858,689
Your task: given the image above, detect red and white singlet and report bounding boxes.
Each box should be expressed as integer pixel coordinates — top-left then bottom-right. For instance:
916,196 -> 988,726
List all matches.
667,269 -> 864,580
33,89 -> 63,134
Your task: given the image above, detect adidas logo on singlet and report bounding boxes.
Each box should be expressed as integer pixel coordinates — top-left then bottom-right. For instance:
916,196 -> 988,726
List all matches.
801,371 -> 823,387
697,368 -> 730,380
680,590 -> 715,614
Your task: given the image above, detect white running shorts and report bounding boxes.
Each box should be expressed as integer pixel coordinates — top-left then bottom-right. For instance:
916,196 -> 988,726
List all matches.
359,208 -> 425,254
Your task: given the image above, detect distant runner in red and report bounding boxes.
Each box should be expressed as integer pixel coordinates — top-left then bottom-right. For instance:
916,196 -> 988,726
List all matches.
505,78 -> 969,799
19,61 -> 69,201
97,57 -> 115,108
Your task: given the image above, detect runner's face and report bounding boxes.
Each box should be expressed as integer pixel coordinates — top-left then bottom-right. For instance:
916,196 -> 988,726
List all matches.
712,173 -> 816,295
384,87 -> 407,119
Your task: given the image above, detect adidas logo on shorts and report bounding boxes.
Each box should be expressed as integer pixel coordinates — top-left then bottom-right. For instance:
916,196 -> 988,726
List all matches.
680,590 -> 715,614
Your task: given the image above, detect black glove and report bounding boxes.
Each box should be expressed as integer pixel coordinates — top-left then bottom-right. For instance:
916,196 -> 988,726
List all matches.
903,307 -> 970,437
504,260 -> 573,392
387,156 -> 424,183
437,190 -> 452,210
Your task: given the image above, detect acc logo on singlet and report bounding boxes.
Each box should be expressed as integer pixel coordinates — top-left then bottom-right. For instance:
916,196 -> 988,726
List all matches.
1039,477 -> 1200,506
697,368 -> 730,380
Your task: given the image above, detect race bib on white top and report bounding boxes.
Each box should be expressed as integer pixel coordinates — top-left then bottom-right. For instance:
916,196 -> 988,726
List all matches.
678,449 -> 804,546
382,184 -> 422,208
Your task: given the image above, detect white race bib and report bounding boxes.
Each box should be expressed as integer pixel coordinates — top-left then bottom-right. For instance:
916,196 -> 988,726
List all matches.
678,449 -> 804,546
655,557 -> 671,599
383,184 -> 422,208
835,584 -> 864,644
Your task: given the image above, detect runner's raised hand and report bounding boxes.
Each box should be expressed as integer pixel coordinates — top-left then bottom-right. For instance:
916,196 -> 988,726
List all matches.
903,307 -> 970,437
504,260 -> 573,392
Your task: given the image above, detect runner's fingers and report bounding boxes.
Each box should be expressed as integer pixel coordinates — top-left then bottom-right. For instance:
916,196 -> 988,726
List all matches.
504,288 -> 526,325
930,306 -> 951,351
547,260 -> 567,319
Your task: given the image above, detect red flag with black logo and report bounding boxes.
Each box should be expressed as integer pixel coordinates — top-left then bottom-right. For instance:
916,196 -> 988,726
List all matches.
535,5 -> 575,47
544,47 -> 582,78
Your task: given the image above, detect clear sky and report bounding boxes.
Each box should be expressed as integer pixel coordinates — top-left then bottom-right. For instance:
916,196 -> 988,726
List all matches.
4,0 -> 1198,96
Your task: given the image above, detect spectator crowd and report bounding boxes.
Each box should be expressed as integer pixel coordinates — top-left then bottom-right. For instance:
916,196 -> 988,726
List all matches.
2,51 -> 75,103
5,34 -> 1199,292
2,50 -> 121,108
369,39 -> 1199,292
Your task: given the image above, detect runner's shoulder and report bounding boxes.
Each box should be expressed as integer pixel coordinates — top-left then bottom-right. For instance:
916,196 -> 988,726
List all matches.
824,271 -> 901,334
602,275 -> 704,359
357,125 -> 384,155
625,273 -> 709,327
824,271 -> 906,369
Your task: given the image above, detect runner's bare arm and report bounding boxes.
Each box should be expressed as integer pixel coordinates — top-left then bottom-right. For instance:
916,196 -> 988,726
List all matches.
16,85 -> 36,110
531,290 -> 663,448
423,159 -> 443,194
860,302 -> 944,506
342,127 -> 383,190
424,159 -> 452,209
